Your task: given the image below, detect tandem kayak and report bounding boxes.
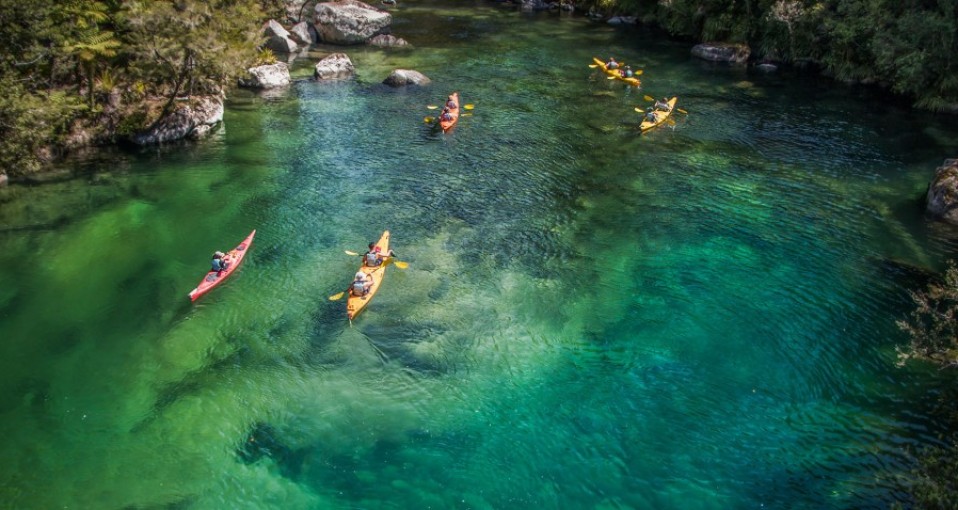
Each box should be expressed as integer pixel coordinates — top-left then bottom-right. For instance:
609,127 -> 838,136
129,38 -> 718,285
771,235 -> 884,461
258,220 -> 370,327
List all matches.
439,92 -> 460,132
592,57 -> 641,88
346,230 -> 391,320
188,230 -> 256,302
639,97 -> 678,132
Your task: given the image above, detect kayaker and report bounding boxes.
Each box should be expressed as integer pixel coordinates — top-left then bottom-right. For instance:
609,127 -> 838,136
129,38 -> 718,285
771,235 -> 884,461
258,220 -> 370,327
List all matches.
654,97 -> 671,111
644,108 -> 657,123
364,243 -> 396,267
606,57 -> 618,69
211,251 -> 229,275
445,96 -> 458,110
440,107 -> 454,122
623,65 -> 633,78
350,271 -> 373,297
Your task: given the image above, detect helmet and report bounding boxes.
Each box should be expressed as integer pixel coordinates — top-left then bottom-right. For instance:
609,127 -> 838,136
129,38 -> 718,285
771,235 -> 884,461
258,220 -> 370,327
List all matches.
355,271 -> 366,280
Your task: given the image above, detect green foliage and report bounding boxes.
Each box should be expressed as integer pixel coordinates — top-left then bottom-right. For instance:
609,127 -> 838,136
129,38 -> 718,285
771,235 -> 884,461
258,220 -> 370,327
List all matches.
256,48 -> 279,66
897,261 -> 958,368
0,0 -> 269,175
0,77 -> 86,177
902,432 -> 958,508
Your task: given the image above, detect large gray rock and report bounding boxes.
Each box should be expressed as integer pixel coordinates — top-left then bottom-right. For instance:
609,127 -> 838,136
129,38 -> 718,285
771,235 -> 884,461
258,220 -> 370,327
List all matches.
263,20 -> 300,54
0,173 -> 7,187
130,96 -> 224,145
383,69 -> 430,87
314,53 -> 355,80
289,21 -> 316,45
691,42 -> 751,64
238,63 -> 291,89
927,159 -> 958,224
314,0 -> 391,45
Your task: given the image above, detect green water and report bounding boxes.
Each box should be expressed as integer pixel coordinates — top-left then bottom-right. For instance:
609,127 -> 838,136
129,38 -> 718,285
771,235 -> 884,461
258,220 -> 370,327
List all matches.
2,2 -> 958,508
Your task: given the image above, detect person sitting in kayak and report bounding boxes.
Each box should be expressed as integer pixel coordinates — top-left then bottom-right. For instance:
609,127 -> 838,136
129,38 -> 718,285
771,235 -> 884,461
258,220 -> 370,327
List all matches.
211,251 -> 230,275
350,271 -> 373,297
654,97 -> 671,111
364,243 -> 396,267
440,107 -> 454,122
623,65 -> 633,78
606,57 -> 618,69
644,108 -> 657,123
445,96 -> 458,110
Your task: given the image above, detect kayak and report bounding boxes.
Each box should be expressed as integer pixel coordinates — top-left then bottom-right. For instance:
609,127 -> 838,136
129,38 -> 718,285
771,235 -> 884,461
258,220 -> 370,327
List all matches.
592,57 -> 641,87
639,97 -> 678,132
188,230 -> 256,302
438,92 -> 460,132
346,230 -> 391,320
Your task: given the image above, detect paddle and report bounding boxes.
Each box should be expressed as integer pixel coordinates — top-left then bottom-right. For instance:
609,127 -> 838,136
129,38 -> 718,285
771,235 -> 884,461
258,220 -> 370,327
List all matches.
463,104 -> 474,110
424,116 -> 435,124
588,64 -> 599,68
344,250 -> 409,269
427,105 -> 439,110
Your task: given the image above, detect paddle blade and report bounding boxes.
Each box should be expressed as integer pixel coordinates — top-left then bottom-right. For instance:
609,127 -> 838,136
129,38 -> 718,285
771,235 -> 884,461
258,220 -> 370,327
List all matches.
329,291 -> 346,301
426,105 -> 439,110
634,107 -> 644,113
677,108 -> 688,114
424,116 -> 435,124
345,250 -> 359,256
607,75 -> 617,80
634,70 -> 643,76
463,104 -> 474,110
588,64 -> 599,68
393,260 -> 409,269
644,95 -> 654,102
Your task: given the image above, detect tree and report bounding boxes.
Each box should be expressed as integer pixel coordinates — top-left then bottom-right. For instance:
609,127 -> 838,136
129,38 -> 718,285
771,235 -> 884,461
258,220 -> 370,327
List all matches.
122,0 -> 265,114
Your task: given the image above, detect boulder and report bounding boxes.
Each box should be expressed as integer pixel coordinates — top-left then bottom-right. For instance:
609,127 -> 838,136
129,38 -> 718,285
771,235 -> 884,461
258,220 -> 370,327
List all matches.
263,20 -> 300,54
691,42 -> 751,64
368,34 -> 408,47
289,21 -> 315,45
314,0 -> 391,45
130,96 -> 224,145
0,173 -> 7,187
238,63 -> 291,89
607,16 -> 636,25
382,69 -> 430,87
756,63 -> 778,73
927,159 -> 958,224
314,53 -> 355,80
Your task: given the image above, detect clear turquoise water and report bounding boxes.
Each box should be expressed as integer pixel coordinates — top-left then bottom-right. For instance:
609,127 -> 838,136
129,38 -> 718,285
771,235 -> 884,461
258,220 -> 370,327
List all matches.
2,2 -> 958,508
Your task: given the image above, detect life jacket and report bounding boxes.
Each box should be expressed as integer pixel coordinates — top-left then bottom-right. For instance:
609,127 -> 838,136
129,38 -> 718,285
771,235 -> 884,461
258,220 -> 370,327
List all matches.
212,258 -> 226,271
352,280 -> 367,293
365,251 -> 380,266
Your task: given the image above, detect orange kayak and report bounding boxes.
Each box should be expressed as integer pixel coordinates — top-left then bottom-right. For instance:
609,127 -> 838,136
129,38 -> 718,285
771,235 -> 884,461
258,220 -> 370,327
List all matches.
439,92 -> 460,132
346,230 -> 391,320
592,57 -> 641,87
188,230 -> 256,301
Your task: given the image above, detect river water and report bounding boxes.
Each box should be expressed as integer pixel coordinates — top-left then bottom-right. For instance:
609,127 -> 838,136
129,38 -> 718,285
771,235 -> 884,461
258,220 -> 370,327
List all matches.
2,2 -> 958,508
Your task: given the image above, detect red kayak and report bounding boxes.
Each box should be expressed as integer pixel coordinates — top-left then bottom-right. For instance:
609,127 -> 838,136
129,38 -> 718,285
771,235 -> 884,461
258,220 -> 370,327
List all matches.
188,230 -> 256,301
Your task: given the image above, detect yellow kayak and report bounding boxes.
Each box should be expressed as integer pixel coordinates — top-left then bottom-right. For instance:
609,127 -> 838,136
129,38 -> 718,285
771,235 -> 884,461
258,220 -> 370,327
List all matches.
346,230 -> 391,320
639,97 -> 678,132
592,57 -> 641,87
